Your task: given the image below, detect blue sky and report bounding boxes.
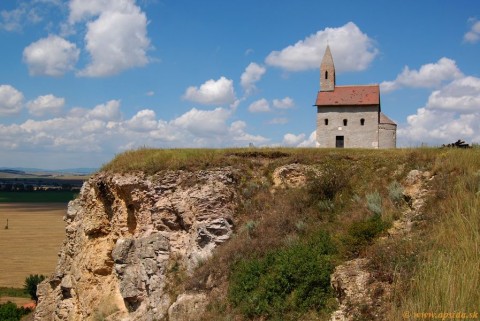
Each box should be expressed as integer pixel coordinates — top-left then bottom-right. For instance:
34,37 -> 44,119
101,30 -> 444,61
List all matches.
1,0 -> 479,169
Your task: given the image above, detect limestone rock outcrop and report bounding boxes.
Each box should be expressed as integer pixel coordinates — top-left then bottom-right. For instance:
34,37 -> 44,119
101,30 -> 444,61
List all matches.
330,258 -> 391,321
272,163 -> 319,189
167,292 -> 208,321
35,168 -> 238,321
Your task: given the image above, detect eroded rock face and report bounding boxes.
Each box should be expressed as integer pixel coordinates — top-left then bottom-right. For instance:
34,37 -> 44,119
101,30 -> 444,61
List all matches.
35,168 -> 238,321
272,163 -> 319,189
330,258 -> 392,321
387,170 -> 433,238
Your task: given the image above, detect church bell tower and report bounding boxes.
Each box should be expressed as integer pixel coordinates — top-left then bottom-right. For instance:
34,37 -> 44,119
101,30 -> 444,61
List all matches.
320,45 -> 335,92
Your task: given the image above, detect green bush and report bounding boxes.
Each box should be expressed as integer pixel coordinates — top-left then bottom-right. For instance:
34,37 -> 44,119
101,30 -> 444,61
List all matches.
306,164 -> 350,201
24,274 -> 46,303
229,231 -> 336,318
343,213 -> 390,256
0,302 -> 31,321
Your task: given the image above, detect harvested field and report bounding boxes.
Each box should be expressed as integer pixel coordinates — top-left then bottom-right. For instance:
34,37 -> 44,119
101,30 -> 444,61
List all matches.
0,296 -> 33,307
0,203 -> 66,287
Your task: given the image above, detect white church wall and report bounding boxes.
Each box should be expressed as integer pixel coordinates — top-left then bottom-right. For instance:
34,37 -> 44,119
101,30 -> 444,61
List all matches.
316,106 -> 379,148
378,123 -> 397,148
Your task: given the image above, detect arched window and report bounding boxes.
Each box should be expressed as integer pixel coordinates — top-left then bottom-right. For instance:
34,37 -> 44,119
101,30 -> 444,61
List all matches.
343,119 -> 348,126
360,118 -> 365,126
325,71 -> 328,79
324,119 -> 329,125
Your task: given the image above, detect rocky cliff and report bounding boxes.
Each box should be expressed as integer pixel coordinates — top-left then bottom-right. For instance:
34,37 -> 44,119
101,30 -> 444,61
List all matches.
35,168 -> 238,321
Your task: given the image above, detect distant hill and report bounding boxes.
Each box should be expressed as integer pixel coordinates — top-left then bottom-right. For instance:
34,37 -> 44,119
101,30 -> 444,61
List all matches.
0,167 -> 97,176
0,169 -> 26,175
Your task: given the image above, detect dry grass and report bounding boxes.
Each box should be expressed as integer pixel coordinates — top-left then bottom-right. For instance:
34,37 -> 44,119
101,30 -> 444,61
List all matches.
101,147 -> 424,175
388,149 -> 480,319
0,203 -> 66,287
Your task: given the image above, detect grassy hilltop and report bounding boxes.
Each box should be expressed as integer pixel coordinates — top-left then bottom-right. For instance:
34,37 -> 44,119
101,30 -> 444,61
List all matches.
101,147 -> 479,320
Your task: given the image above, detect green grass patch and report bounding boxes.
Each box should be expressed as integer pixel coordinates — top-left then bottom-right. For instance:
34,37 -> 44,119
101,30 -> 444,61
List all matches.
0,288 -> 28,298
0,191 -> 76,203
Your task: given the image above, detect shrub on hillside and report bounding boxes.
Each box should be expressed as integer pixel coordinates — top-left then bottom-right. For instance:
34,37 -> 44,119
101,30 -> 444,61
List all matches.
343,213 -> 390,257
228,231 -> 337,318
306,163 -> 350,201
24,274 -> 46,303
0,302 -> 31,321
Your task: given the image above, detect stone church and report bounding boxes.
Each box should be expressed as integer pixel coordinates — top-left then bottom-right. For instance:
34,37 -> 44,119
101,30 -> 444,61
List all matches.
314,46 -> 396,148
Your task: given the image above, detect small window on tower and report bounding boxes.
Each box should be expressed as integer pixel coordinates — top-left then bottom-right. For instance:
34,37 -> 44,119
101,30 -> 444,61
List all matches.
325,71 -> 328,79
324,119 -> 329,125
343,119 -> 348,126
360,118 -> 365,126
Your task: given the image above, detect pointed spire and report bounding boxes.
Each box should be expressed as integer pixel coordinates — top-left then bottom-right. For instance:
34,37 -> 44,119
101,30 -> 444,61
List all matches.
321,45 -> 334,68
320,45 -> 335,91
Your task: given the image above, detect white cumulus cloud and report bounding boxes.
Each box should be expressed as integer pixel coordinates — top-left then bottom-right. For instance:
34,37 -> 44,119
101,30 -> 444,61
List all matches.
464,20 -> 480,44
69,0 -> 151,77
283,133 -> 305,146
27,94 -> 65,116
398,108 -> 479,146
229,120 -> 269,144
272,97 -> 294,109
0,99 -> 269,162
248,98 -> 270,113
126,109 -> 158,131
0,85 -> 24,116
265,22 -> 377,72
282,131 -> 317,147
87,100 -> 122,120
380,58 -> 463,93
426,76 -> 480,113
298,131 -> 317,147
240,62 -> 266,95
23,35 -> 80,77
172,107 -> 231,137
183,77 -> 236,105
69,0 -> 138,23
398,76 -> 480,146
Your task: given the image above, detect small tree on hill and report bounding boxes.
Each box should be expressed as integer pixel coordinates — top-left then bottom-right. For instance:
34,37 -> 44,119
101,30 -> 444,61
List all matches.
0,301 -> 32,321
24,274 -> 46,303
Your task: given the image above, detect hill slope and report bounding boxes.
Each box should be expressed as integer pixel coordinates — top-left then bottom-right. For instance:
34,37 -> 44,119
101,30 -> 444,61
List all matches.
34,148 -> 480,321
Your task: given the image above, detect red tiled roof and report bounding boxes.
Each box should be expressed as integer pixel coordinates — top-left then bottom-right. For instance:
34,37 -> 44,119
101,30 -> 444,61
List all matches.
315,85 -> 380,106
